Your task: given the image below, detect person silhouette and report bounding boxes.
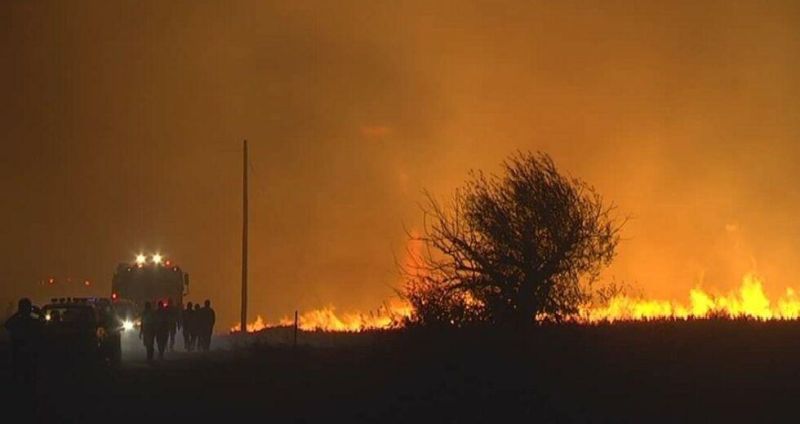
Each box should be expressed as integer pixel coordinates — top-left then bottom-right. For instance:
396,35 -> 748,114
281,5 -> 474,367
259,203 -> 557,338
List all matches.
191,303 -> 201,351
139,302 -> 156,362
4,298 -> 43,386
155,300 -> 170,360
199,300 -> 216,352
166,298 -> 178,352
182,301 -> 193,351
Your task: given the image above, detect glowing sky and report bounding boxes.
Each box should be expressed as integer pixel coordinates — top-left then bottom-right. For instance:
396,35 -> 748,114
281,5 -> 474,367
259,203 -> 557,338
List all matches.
2,1 -> 799,325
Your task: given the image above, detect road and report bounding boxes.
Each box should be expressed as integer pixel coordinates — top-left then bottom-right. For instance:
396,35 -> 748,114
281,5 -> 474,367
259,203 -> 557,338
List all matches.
2,331 -> 555,423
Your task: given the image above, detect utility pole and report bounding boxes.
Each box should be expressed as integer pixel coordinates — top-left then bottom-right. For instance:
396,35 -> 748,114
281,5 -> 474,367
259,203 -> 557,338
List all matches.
241,139 -> 249,333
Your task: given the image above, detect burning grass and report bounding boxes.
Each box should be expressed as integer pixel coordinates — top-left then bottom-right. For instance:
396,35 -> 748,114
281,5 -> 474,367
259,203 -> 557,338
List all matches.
230,299 -> 412,333
232,273 -> 800,333
583,273 -> 800,322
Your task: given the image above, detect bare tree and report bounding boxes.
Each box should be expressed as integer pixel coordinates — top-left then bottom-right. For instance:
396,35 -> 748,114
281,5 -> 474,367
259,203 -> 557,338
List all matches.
404,152 -> 622,326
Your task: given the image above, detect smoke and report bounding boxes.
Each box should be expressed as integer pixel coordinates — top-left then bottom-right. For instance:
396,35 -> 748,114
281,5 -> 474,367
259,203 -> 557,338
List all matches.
1,1 -> 799,325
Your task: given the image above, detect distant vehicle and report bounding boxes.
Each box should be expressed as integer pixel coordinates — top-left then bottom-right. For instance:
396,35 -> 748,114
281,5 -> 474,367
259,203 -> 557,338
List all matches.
111,253 -> 189,315
41,297 -> 127,367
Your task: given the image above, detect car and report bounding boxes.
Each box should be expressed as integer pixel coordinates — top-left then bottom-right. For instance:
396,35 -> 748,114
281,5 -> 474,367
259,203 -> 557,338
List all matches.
41,297 -> 126,368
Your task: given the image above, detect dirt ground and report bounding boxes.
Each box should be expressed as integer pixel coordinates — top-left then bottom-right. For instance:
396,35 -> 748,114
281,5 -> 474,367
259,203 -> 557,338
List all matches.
3,321 -> 800,423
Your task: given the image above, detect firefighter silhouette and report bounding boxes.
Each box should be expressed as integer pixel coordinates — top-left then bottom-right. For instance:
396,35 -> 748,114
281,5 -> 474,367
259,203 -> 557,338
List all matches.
4,298 -> 43,386
182,301 -> 193,351
167,298 -> 178,351
190,303 -> 201,351
198,299 -> 216,351
139,302 -> 156,362
155,300 -> 170,359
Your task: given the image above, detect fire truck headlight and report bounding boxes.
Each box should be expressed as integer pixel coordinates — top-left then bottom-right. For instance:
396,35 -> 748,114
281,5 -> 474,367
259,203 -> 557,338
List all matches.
122,320 -> 134,331
152,254 -> 163,265
135,254 -> 147,265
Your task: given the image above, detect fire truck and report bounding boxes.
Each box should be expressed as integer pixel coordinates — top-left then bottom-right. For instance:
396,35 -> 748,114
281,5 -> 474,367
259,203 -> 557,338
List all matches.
111,254 -> 189,315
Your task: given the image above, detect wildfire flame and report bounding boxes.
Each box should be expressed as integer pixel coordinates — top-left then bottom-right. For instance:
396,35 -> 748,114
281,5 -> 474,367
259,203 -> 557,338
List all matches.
231,299 -> 413,333
585,273 -> 800,322
232,273 -> 800,332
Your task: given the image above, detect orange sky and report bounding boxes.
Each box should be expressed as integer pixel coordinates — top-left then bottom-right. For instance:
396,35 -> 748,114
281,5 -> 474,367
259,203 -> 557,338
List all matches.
2,1 -> 799,325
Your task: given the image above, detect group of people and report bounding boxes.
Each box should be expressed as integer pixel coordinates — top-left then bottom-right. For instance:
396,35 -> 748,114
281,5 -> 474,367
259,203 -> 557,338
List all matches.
181,300 -> 215,352
3,296 -> 218,369
138,299 -> 215,362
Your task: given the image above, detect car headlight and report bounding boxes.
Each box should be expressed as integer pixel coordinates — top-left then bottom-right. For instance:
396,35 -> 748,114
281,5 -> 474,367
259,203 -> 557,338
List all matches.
122,320 -> 134,331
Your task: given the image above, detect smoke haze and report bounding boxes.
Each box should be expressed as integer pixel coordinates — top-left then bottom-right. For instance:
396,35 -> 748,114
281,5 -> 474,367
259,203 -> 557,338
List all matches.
2,1 -> 799,324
